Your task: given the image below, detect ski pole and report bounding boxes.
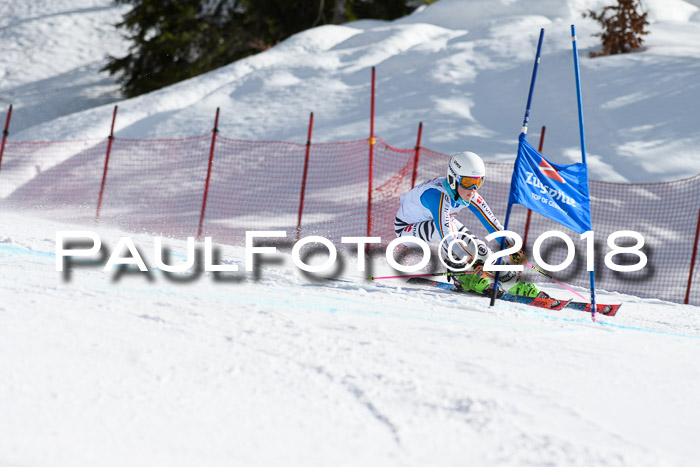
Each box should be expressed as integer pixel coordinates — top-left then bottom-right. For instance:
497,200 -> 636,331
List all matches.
526,262 -> 588,301
370,271 -> 474,281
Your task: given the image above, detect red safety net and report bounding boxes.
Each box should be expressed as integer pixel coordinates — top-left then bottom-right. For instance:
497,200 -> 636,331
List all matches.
0,138 -> 108,221
1,135 -> 699,305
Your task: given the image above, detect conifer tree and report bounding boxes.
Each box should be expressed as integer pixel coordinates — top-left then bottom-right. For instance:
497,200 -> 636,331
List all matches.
104,0 -> 430,97
584,0 -> 650,57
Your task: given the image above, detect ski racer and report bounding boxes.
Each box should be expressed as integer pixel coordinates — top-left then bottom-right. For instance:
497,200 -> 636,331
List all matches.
394,150 -> 539,297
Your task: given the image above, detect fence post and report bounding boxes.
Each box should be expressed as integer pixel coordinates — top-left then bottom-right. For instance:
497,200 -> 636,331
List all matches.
296,112 -> 314,241
95,105 -> 118,222
197,107 -> 220,240
367,66 -> 376,241
685,207 -> 700,304
522,125 -> 546,249
410,122 -> 423,189
0,104 -> 13,173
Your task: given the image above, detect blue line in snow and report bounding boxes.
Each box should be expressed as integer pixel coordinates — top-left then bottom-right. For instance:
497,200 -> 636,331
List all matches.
0,244 -> 55,258
526,308 -> 700,340
0,243 -> 188,260
596,320 -> 700,339
2,244 -> 697,339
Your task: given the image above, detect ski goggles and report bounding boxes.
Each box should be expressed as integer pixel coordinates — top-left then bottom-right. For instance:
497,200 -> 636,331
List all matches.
459,176 -> 484,190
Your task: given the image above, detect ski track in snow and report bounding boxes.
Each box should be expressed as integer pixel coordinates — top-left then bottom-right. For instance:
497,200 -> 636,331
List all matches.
2,213 -> 700,466
3,0 -> 700,465
3,240 -> 700,340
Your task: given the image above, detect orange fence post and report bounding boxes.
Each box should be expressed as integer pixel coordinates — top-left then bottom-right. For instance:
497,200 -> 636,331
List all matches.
685,207 -> 700,304
367,67 -> 376,240
410,122 -> 423,189
0,104 -> 13,173
197,107 -> 220,240
296,112 -> 314,241
95,105 -> 118,222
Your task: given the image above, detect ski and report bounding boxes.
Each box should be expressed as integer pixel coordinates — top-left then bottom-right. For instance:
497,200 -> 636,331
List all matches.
406,277 -> 621,316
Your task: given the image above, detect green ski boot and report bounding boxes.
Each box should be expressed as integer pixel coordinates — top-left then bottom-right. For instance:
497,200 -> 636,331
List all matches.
507,281 -> 540,298
455,272 -> 491,294
454,265 -> 504,298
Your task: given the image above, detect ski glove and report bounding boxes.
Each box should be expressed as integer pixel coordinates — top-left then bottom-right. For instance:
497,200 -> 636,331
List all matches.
509,249 -> 527,266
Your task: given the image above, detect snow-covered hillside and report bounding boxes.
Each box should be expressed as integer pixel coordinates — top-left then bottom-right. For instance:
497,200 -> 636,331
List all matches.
2,1 -> 700,466
2,0 -> 700,182
0,0 -> 130,132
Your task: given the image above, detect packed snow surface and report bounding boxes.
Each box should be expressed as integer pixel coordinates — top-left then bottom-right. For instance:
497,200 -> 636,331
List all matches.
2,0 -> 700,466
2,211 -> 700,466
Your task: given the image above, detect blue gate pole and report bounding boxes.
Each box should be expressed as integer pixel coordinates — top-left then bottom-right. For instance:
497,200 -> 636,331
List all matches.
571,24 -> 597,321
490,28 -> 545,307
521,28 -> 545,138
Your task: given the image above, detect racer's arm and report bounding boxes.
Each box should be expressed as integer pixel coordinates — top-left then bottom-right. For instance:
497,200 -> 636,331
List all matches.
468,193 -> 515,247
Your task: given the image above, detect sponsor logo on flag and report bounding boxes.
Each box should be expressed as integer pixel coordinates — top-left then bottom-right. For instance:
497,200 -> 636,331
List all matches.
539,158 -> 565,183
525,172 -> 576,207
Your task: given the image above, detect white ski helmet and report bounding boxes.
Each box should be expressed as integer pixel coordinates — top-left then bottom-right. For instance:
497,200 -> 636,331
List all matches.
446,151 -> 486,198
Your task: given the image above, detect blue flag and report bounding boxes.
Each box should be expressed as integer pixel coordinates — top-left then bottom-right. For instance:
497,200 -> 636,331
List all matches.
508,134 -> 592,234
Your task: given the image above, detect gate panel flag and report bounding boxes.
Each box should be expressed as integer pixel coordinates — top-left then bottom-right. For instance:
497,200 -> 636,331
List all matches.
508,134 -> 592,234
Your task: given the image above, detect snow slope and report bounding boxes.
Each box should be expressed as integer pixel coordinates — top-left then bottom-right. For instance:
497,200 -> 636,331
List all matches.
3,0 -> 700,182
0,0 -> 130,133
2,210 -> 700,467
3,1 -> 700,465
